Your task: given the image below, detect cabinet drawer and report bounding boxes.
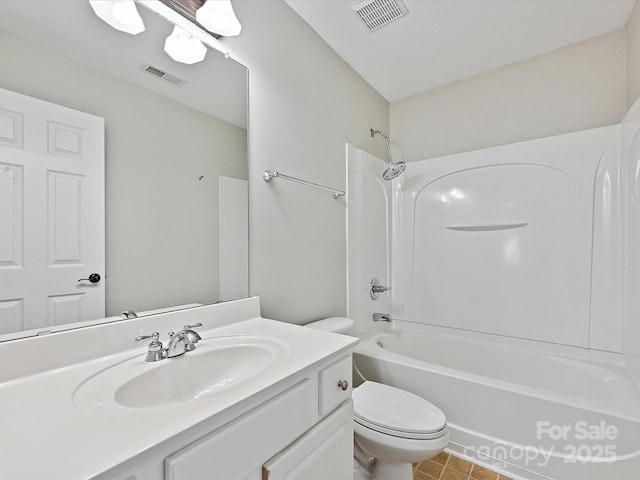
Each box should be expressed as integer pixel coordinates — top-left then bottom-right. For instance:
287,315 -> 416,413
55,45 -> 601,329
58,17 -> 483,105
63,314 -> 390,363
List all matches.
318,355 -> 352,416
165,379 -> 314,480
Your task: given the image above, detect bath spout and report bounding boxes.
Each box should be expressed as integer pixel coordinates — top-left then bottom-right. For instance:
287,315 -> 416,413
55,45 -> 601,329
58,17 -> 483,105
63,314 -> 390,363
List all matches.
373,312 -> 391,322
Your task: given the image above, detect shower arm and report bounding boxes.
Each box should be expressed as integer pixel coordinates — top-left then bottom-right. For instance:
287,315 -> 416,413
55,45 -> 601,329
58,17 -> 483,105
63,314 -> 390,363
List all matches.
384,137 -> 392,166
370,129 -> 393,165
370,128 -> 406,180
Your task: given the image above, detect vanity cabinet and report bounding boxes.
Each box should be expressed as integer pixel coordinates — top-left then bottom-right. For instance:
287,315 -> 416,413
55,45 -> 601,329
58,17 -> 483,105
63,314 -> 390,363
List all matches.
262,400 -> 353,480
0,300 -> 359,480
100,353 -> 353,480
165,380 -> 314,479
318,355 -> 352,415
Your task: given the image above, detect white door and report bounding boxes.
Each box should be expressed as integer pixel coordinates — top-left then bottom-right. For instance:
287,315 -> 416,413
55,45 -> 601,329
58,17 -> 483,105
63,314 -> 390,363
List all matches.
0,87 -> 104,334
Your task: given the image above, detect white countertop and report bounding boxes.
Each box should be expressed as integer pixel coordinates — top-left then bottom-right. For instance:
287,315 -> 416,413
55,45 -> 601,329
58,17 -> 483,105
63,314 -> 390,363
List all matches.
0,307 -> 357,479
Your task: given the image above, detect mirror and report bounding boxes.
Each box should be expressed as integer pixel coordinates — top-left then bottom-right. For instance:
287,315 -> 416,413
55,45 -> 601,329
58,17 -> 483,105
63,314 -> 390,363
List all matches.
0,0 -> 248,340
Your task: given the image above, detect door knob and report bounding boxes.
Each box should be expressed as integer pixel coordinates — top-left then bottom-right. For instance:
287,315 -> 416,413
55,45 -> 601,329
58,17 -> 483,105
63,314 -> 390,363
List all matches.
78,273 -> 101,283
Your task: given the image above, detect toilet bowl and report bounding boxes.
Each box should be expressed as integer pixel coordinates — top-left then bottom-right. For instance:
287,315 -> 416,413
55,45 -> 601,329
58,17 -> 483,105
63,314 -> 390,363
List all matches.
306,317 -> 449,480
353,381 -> 449,480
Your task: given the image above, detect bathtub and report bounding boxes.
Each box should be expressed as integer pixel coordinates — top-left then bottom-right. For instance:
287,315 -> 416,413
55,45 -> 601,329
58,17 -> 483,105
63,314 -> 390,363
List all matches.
353,323 -> 640,480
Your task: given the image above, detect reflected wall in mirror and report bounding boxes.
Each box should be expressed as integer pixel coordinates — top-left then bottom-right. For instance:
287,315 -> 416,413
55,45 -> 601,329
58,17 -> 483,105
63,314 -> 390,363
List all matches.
0,0 -> 248,340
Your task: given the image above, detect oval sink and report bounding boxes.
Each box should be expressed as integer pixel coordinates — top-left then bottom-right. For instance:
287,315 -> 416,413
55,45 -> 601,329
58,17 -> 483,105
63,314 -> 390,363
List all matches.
73,335 -> 290,409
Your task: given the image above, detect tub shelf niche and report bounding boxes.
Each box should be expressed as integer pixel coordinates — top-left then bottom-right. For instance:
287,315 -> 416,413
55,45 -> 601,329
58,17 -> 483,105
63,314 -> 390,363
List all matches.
445,222 -> 528,232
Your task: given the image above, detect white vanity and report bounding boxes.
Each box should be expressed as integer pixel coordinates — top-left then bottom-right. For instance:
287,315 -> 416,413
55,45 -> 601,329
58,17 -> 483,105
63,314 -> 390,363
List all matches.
0,297 -> 357,479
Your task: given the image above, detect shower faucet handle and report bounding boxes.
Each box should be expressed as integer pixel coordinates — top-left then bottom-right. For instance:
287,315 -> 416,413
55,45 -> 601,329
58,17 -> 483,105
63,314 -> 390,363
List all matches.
370,278 -> 391,300
371,284 -> 391,293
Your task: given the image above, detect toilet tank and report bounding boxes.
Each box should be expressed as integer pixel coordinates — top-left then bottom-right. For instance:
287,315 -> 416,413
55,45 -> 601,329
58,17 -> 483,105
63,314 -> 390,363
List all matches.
305,317 -> 355,335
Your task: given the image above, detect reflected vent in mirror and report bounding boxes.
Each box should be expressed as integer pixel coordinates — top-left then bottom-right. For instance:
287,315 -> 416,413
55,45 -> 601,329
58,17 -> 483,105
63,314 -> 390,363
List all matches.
141,63 -> 188,87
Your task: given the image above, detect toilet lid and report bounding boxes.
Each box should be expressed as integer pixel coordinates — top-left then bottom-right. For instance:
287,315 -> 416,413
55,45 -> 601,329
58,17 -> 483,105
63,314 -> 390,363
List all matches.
353,382 -> 447,437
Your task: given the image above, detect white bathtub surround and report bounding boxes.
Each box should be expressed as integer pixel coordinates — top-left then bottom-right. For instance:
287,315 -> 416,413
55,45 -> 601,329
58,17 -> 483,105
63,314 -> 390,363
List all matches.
0,298 -> 357,479
346,120 -> 640,480
623,114 -> 640,386
346,144 -> 392,335
391,125 -> 625,351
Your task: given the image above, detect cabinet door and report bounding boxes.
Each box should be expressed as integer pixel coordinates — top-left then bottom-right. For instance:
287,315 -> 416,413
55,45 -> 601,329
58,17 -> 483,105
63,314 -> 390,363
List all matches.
318,355 -> 352,416
165,380 -> 314,480
262,400 -> 353,480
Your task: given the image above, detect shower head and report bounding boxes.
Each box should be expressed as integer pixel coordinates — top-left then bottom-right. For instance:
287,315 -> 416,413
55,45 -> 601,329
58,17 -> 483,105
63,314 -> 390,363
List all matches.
370,128 -> 406,180
382,161 -> 406,180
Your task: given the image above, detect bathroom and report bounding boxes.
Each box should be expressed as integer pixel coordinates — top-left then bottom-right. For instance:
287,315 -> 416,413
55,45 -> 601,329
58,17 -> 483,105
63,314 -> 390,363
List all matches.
0,0 -> 639,479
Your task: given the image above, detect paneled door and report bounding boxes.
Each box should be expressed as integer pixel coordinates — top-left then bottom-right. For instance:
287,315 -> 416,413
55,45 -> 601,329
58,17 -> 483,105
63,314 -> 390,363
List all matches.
0,87 -> 104,334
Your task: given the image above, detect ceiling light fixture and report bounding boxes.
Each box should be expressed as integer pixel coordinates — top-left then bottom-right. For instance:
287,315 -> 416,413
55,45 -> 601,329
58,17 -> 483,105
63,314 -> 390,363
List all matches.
196,0 -> 242,37
89,0 -> 145,35
164,25 -> 208,64
136,0 -> 232,58
89,0 -> 236,62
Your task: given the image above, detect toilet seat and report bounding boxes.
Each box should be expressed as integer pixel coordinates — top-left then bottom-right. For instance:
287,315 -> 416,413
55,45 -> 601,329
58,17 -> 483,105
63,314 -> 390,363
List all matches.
353,381 -> 447,440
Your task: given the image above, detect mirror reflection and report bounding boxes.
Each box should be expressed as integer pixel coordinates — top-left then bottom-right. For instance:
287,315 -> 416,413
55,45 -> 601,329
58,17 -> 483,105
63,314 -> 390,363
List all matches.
0,0 -> 248,340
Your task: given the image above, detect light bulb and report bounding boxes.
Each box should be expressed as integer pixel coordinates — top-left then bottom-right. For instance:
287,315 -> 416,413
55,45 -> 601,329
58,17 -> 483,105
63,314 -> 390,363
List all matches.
164,26 -> 207,64
196,0 -> 242,37
111,1 -> 133,24
89,0 -> 145,35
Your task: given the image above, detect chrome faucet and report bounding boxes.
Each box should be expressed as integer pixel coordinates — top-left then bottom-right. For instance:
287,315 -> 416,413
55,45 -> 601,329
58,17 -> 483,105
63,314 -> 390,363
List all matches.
166,323 -> 202,357
373,312 -> 391,322
180,323 -> 203,345
135,323 -> 203,362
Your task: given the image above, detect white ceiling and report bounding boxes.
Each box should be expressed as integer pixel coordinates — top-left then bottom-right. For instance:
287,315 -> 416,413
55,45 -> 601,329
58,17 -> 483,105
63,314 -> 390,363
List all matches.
0,0 -> 247,128
286,0 -> 636,102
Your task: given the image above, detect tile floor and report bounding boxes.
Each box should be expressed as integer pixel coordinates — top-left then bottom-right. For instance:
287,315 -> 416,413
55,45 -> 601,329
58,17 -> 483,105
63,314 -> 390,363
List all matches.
414,452 -> 512,480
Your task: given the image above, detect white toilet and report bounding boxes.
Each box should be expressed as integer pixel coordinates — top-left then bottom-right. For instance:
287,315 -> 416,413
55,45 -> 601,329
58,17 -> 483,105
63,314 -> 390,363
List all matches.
307,317 -> 449,480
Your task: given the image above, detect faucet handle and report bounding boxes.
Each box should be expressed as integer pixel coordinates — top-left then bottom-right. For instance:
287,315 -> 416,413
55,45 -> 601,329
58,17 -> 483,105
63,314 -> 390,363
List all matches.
182,323 -> 202,345
135,332 -> 166,362
370,278 -> 391,300
135,332 -> 160,343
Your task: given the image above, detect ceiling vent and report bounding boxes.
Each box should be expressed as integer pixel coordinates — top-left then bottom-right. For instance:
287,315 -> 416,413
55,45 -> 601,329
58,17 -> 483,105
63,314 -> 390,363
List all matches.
141,63 -> 188,87
352,0 -> 408,32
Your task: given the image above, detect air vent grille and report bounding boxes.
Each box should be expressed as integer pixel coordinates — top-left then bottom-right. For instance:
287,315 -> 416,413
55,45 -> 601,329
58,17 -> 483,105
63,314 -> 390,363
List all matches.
352,0 -> 408,32
141,63 -> 188,87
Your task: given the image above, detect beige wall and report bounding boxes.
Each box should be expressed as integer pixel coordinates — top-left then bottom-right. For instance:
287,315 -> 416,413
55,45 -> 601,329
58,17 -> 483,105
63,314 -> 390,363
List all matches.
391,29 -> 627,162
0,31 -> 247,316
226,1 -> 390,323
1,0 -> 390,326
4,0 -> 633,327
627,1 -> 640,109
